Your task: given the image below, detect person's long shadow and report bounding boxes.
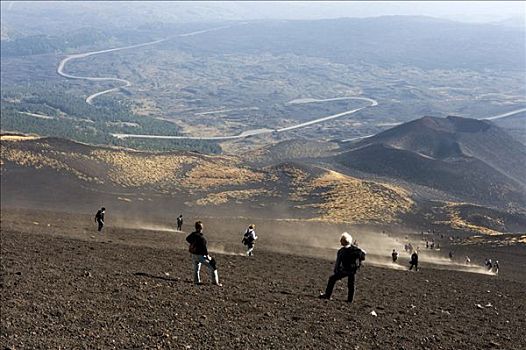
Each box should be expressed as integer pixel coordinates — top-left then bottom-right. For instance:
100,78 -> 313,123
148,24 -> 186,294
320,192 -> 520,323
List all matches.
133,272 -> 180,282
272,289 -> 318,299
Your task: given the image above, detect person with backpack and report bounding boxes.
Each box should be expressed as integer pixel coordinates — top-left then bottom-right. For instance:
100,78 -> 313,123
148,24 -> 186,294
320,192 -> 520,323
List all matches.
185,221 -> 221,286
319,232 -> 366,303
94,207 -> 105,232
176,214 -> 183,231
242,224 -> 257,256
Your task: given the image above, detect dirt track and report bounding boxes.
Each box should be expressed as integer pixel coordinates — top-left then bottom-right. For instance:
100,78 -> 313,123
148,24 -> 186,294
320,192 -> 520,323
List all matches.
1,209 -> 525,349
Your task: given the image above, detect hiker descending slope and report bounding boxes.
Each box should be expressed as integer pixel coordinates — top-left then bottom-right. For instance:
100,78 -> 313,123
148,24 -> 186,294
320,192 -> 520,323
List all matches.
186,221 -> 221,286
392,249 -> 399,263
409,251 -> 419,271
94,207 -> 105,232
242,224 -> 258,256
319,232 -> 366,303
177,214 -> 184,231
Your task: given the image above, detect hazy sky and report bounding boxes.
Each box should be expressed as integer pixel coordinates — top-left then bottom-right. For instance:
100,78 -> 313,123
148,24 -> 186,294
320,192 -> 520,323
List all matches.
234,1 -> 525,23
2,1 -> 525,25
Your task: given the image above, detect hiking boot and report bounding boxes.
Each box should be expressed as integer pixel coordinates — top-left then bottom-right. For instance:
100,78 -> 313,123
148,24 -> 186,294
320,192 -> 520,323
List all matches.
319,293 -> 331,300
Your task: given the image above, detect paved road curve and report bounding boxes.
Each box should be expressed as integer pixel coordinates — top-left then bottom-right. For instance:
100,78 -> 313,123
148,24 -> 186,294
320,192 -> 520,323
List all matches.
483,107 -> 526,121
112,97 -> 378,140
57,25 -> 234,105
58,25 -> 524,141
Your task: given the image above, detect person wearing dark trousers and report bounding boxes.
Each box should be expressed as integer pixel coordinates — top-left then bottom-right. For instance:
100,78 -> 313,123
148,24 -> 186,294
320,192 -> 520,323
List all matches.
242,224 -> 257,256
409,251 -> 419,271
186,221 -> 221,286
95,207 -> 105,232
392,249 -> 399,263
319,232 -> 366,303
177,214 -> 183,231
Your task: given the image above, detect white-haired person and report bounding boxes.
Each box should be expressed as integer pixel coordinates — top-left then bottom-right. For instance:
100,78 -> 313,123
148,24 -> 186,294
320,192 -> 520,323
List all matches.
319,232 -> 366,303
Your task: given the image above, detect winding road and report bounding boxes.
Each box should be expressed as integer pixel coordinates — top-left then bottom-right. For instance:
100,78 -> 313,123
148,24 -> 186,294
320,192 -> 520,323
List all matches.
339,106 -> 526,143
57,25 -> 523,142
57,25 -> 380,140
57,25 -> 234,105
483,107 -> 526,121
112,96 -> 378,140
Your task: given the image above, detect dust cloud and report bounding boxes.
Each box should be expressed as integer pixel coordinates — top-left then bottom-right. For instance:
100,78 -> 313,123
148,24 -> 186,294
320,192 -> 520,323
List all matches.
209,243 -> 245,256
257,223 -> 495,275
110,215 -> 494,275
111,217 -> 179,233
348,230 -> 494,275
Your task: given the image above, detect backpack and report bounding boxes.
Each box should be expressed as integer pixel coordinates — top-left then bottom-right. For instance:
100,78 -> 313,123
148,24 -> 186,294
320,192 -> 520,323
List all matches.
358,249 -> 366,262
341,246 -> 366,272
243,229 -> 254,245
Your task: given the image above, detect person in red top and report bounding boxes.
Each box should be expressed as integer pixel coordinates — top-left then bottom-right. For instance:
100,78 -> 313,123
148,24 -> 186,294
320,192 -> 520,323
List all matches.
186,221 -> 221,286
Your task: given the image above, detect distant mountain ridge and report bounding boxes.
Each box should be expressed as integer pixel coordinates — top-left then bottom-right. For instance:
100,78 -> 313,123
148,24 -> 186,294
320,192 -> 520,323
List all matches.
174,16 -> 526,71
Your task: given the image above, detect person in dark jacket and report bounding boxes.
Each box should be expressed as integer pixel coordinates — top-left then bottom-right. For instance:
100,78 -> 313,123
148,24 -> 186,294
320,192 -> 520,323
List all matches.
94,207 -> 105,232
242,224 -> 258,256
409,251 -> 419,271
176,214 -> 183,231
185,221 -> 221,286
392,249 -> 399,263
485,258 -> 493,270
319,232 -> 366,303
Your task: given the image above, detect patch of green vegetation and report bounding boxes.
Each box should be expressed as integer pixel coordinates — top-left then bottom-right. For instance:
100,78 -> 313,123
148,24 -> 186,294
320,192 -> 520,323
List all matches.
0,30 -> 112,57
0,83 -> 221,154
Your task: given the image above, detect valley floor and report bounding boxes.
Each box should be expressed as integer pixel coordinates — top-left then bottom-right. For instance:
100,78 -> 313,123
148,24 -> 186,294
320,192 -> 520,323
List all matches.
1,209 -> 525,349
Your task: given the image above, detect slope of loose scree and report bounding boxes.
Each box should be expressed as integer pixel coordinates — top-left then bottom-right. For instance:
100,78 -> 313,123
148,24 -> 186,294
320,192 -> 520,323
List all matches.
1,209 -> 525,350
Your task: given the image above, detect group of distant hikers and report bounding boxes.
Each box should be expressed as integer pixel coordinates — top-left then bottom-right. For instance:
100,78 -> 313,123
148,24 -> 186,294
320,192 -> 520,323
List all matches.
93,206 -> 498,303
391,248 -> 419,271
484,258 -> 500,274
93,206 -> 367,302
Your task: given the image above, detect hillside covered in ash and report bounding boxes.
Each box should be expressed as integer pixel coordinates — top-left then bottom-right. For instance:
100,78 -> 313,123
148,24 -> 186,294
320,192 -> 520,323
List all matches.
331,116 -> 526,209
2,115 -> 526,236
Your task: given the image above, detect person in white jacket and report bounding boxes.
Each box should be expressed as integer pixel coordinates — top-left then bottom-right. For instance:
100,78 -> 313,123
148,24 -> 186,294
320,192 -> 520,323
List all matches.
242,224 -> 258,256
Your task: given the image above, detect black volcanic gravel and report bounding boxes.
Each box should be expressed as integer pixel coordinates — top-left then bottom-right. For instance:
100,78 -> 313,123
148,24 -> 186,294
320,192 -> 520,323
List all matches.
1,212 -> 526,349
